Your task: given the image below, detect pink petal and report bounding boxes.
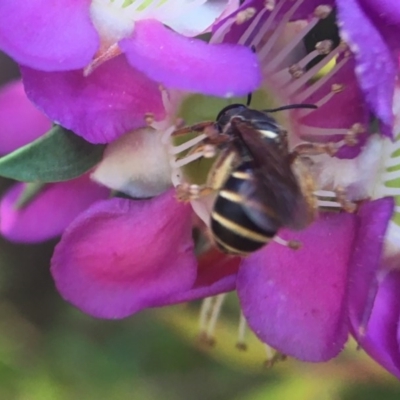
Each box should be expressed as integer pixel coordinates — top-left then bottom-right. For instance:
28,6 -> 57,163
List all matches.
119,19 -> 261,97
51,190 -> 197,319
0,80 -> 51,154
237,212 -> 356,362
336,0 -> 396,137
347,198 -> 400,377
0,175 -> 109,243
348,198 -> 395,334
352,270 -> 400,379
0,0 -> 99,71
20,55 -> 165,143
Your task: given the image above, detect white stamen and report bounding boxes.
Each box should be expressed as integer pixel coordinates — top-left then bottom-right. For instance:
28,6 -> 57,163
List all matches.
297,125 -> 349,137
199,297 -> 214,333
257,0 -> 304,60
210,15 -> 236,44
385,156 -> 400,168
317,200 -> 342,208
264,344 -> 275,361
285,45 -> 343,95
170,133 -> 208,154
173,151 -> 206,169
238,6 -> 273,46
247,0 -> 287,48
381,187 -> 400,196
236,312 -> 248,350
314,189 -> 337,197
382,170 -> 400,182
270,50 -> 323,86
206,294 -> 227,340
294,57 -> 349,103
265,17 -> 320,72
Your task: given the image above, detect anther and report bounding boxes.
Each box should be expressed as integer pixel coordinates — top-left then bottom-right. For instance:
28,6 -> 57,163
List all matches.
314,5 -> 333,19
144,113 -> 154,126
203,144 -> 217,158
344,123 -> 365,146
83,43 -> 122,76
335,187 -> 358,213
264,0 -> 276,11
289,64 -> 304,79
315,40 -> 333,55
264,346 -> 287,368
235,7 -> 256,24
331,83 -> 344,93
197,294 -> 227,347
197,297 -> 216,347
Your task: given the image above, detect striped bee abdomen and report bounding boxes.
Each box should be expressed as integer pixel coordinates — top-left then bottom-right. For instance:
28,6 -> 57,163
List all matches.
210,165 -> 278,256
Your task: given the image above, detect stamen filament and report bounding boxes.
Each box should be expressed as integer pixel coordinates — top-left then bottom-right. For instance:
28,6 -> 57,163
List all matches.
314,189 -> 337,197
257,0 -> 304,60
385,156 -> 400,168
285,45 -> 343,95
199,297 -> 214,333
317,200 -> 342,208
265,17 -> 320,72
294,57 -> 348,102
238,6 -> 274,46
173,151 -> 206,168
382,170 -> 400,181
206,294 -> 227,340
297,125 -> 348,137
236,312 -> 248,350
170,134 -> 208,154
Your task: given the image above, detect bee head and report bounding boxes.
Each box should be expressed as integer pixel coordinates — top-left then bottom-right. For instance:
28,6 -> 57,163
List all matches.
215,104 -> 248,132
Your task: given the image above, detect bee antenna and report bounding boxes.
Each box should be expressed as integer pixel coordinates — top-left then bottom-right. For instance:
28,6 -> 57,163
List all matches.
263,104 -> 318,113
246,92 -> 252,106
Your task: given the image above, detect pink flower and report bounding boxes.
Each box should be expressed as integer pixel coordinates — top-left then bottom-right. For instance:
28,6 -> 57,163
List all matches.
1,0 -> 399,369
46,1 -> 400,364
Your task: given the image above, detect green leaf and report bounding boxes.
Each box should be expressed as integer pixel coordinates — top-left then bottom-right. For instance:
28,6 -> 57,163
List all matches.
0,125 -> 105,182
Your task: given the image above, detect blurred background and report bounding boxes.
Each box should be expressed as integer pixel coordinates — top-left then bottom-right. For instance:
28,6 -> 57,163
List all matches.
0,53 -> 399,400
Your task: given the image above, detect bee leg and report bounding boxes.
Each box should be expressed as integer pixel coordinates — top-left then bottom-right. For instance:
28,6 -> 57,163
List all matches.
290,142 -> 338,160
335,186 -> 358,213
171,121 -> 216,137
175,183 -> 214,202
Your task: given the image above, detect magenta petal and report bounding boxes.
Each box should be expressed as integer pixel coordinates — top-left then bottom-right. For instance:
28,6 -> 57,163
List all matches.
352,271 -> 400,379
21,55 -> 164,143
51,190 -> 197,319
0,0 -> 99,71
119,19 -> 261,96
336,0 -> 396,137
0,80 -> 52,154
0,175 -> 109,243
347,198 -> 395,332
237,213 -> 356,361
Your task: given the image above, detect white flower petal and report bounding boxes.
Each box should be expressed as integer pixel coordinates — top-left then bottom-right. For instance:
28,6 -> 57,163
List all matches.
162,0 -> 239,37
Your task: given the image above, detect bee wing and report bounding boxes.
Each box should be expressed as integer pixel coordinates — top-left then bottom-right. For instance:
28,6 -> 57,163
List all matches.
230,118 -> 312,231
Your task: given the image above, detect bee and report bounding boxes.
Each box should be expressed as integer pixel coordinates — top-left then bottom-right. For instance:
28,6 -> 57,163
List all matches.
173,103 -> 331,256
